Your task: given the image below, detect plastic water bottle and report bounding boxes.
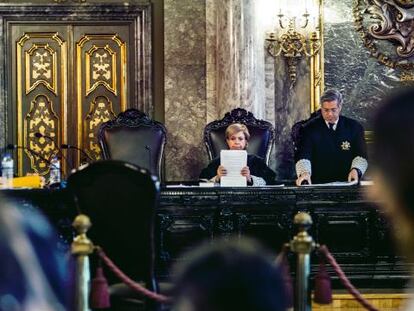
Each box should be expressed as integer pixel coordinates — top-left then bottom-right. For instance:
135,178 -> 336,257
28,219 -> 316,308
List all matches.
49,156 -> 61,185
1,153 -> 14,189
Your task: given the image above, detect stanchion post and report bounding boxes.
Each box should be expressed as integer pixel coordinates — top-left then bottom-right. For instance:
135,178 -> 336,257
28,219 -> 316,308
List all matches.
71,214 -> 94,311
290,212 -> 315,311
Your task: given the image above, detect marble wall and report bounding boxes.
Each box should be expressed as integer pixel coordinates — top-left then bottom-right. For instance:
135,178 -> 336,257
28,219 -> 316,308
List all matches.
164,0 -> 208,181
324,0 -> 414,130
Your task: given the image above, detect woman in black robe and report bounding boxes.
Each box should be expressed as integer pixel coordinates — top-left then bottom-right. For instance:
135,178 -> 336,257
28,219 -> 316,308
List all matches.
200,123 -> 275,185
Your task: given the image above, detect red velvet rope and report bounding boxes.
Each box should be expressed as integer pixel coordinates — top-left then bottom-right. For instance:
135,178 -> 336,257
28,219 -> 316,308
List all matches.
96,248 -> 172,304
319,245 -> 379,311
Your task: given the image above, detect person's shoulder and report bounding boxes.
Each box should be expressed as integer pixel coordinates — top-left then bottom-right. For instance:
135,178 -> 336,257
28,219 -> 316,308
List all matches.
340,116 -> 364,130
303,115 -> 324,132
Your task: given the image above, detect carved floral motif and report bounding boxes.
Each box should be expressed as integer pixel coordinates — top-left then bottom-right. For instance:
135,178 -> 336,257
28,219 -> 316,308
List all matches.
84,96 -> 116,161
25,95 -> 59,174
353,0 -> 414,71
367,0 -> 414,58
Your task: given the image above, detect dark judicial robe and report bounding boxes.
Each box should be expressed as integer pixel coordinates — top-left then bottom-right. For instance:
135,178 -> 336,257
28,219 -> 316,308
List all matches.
297,115 -> 367,183
200,154 -> 276,185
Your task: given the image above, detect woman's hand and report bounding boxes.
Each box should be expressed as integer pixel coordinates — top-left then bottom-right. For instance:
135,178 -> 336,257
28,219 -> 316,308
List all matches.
215,165 -> 227,182
241,166 -> 252,183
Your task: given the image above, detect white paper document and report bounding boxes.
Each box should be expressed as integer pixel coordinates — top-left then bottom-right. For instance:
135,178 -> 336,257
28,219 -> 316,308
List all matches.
302,180 -> 358,187
220,150 -> 247,187
199,182 -> 215,187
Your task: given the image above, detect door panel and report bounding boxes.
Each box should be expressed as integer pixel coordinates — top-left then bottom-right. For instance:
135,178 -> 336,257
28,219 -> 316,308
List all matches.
11,23 -> 134,176
12,25 -> 68,176
74,25 -> 130,162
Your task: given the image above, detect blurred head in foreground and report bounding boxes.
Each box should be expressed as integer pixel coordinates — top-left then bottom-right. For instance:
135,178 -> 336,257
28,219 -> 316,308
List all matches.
172,237 -> 287,311
0,196 -> 70,311
372,87 -> 414,262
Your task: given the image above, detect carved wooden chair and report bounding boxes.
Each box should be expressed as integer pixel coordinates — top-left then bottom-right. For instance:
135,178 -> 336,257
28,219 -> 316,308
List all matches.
98,109 -> 167,181
203,108 -> 275,165
67,160 -> 161,310
291,109 -> 321,162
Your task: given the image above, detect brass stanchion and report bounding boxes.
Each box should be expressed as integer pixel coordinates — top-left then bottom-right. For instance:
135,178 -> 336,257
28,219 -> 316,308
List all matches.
71,214 -> 94,311
290,212 -> 315,311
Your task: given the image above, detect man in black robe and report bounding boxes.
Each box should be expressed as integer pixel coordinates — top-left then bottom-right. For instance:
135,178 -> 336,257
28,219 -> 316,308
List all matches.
295,89 -> 368,185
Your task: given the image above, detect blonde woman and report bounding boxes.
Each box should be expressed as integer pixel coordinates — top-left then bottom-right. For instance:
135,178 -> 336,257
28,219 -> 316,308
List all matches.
200,123 -> 275,186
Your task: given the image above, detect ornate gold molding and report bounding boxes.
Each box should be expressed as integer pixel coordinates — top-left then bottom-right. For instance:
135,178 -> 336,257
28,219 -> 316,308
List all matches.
76,33 -> 127,164
311,0 -> 324,113
85,45 -> 117,96
17,32 -> 67,175
25,43 -> 57,95
24,95 -> 59,175
353,0 -> 414,78
84,96 -> 116,161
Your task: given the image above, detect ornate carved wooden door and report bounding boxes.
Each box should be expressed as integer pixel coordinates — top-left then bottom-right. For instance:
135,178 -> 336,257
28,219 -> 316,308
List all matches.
10,23 -> 135,176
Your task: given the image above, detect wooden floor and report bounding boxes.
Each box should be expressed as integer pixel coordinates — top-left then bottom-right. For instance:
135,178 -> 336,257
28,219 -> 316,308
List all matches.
312,293 -> 410,310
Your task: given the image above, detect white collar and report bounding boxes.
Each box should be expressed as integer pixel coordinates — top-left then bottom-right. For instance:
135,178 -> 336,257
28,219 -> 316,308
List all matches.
325,119 -> 339,131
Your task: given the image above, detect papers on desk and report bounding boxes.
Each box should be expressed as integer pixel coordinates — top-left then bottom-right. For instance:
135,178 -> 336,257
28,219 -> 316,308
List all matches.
360,180 -> 374,186
220,150 -> 247,187
263,184 -> 285,188
199,182 -> 215,187
301,180 -> 358,187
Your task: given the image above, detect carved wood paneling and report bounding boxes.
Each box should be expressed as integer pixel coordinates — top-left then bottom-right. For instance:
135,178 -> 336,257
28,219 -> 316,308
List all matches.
75,31 -> 128,161
157,186 -> 409,287
3,4 -> 152,176
16,30 -> 67,175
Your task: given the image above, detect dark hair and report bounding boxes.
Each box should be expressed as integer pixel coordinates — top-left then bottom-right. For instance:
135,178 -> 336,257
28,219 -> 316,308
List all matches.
373,87 -> 414,215
172,238 -> 287,311
320,89 -> 343,106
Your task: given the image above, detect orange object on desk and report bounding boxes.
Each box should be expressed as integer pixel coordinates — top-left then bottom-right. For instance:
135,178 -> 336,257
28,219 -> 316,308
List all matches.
12,175 -> 43,188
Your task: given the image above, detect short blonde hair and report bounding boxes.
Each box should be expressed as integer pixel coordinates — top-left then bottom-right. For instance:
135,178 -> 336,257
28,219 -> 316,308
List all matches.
225,123 -> 250,141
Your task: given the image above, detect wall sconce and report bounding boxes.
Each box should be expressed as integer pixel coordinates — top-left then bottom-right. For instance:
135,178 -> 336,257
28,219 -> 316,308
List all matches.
266,0 -> 322,88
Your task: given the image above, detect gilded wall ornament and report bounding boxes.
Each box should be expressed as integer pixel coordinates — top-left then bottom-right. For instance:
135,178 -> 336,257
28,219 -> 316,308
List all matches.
25,95 -> 59,175
353,0 -> 414,75
84,96 -> 116,161
86,45 -> 117,96
26,44 -> 57,95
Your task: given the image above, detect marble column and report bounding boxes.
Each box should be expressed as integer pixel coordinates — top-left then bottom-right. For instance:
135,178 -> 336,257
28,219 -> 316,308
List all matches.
207,0 -> 266,122
164,0 -> 208,181
271,56 -> 311,179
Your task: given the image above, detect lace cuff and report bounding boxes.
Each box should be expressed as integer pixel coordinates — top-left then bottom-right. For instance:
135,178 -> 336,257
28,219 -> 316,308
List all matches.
350,156 -> 368,175
296,159 -> 312,177
251,175 -> 266,186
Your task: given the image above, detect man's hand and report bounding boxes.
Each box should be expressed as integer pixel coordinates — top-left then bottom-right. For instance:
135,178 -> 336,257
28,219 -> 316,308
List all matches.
348,168 -> 359,182
296,172 -> 312,186
241,166 -> 252,183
